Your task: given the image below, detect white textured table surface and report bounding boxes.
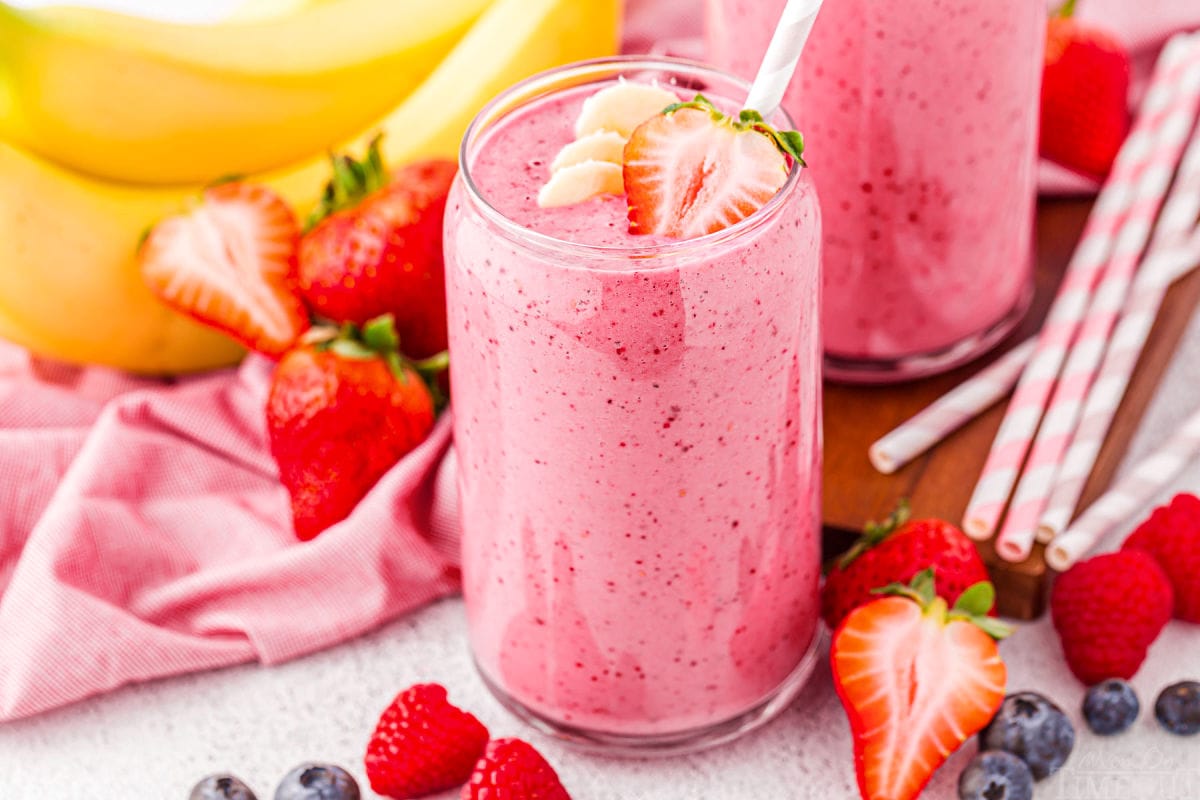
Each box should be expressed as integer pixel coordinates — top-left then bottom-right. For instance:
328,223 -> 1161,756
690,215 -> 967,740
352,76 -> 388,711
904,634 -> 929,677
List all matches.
2,313 -> 1200,800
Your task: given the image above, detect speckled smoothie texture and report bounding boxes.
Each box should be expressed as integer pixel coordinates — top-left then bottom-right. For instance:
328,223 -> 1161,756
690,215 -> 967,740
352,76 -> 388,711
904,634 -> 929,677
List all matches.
445,81 -> 823,736
709,0 -> 1044,364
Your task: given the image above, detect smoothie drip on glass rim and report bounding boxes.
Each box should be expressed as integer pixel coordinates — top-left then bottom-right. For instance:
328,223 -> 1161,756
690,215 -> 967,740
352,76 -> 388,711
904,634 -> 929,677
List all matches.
445,60 -> 824,750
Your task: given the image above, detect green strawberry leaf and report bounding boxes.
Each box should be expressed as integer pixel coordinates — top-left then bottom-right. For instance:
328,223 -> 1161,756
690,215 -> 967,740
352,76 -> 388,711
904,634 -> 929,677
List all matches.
306,133 -> 389,232
362,313 -> 400,354
838,499 -> 912,570
974,617 -> 1016,641
329,338 -> 377,361
952,581 -> 995,618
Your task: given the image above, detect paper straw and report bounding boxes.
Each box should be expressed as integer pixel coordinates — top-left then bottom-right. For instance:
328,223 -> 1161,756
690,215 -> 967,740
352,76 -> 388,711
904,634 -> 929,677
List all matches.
962,32 -> 1200,544
744,0 -> 824,118
1046,405 -> 1200,571
993,50 -> 1200,563
869,338 -> 1037,475
1037,125 -> 1200,542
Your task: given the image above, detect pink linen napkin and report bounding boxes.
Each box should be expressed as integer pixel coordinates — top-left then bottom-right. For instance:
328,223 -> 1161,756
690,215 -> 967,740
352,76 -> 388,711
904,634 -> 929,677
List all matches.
2,0 -> 1199,725
0,344 -> 460,721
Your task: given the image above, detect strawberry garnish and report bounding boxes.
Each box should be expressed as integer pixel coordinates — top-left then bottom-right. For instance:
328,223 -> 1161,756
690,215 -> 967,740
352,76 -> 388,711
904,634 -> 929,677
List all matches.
831,570 -> 1011,800
266,315 -> 443,541
299,138 -> 455,359
140,182 -> 309,358
1040,0 -> 1131,178
462,738 -> 571,800
821,502 -> 990,630
623,94 -> 804,239
365,683 -> 489,799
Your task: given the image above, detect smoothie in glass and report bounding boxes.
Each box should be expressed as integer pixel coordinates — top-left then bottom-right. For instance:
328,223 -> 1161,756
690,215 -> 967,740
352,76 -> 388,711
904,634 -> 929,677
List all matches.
445,58 -> 823,751
708,0 -> 1044,381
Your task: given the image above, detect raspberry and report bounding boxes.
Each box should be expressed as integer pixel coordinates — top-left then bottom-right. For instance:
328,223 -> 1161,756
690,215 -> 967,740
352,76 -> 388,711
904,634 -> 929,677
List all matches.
364,684 -> 489,799
461,738 -> 571,800
1050,551 -> 1173,685
1122,493 -> 1200,623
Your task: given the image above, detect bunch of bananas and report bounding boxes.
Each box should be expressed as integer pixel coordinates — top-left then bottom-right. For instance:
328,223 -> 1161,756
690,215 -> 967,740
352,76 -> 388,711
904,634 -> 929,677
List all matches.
0,0 -> 621,373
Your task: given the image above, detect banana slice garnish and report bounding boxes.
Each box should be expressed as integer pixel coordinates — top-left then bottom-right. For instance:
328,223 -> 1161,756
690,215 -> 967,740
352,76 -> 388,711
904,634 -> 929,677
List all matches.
537,81 -> 679,209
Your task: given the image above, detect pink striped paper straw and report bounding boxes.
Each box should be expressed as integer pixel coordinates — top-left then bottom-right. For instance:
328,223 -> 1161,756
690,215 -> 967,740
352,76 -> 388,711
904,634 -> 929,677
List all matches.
869,338 -> 1036,474
963,32 -> 1200,545
1036,124 -> 1200,542
1046,405 -> 1200,571
994,47 -> 1200,563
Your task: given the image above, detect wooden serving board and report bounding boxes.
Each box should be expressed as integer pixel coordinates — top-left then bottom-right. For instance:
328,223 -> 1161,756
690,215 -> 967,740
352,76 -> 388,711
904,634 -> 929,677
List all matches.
820,197 -> 1200,619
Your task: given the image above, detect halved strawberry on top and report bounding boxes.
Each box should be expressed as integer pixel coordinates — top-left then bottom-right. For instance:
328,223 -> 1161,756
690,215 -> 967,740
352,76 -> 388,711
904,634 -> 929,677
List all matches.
623,94 -> 805,239
140,182 -> 310,359
831,570 -> 1012,800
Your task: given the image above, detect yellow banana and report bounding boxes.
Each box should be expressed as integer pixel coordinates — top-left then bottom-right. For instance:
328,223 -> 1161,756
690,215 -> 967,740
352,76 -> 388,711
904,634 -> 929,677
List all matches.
0,0 -> 622,375
0,0 -> 490,184
228,0 -> 336,23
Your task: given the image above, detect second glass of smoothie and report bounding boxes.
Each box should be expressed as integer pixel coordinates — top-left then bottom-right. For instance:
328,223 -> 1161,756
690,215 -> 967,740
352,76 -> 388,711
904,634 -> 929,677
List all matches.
709,0 -> 1045,382
445,57 -> 823,753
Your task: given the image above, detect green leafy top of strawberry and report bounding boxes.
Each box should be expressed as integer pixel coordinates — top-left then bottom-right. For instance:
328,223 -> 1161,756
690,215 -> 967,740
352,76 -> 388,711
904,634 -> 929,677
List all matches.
307,134 -> 389,231
836,499 -> 912,570
303,313 -> 449,409
1055,0 -> 1077,18
872,568 -> 1015,641
662,94 -> 806,167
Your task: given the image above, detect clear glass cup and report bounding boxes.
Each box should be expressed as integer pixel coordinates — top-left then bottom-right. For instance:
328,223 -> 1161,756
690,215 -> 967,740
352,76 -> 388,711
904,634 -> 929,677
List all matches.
444,57 -> 824,754
708,0 -> 1045,383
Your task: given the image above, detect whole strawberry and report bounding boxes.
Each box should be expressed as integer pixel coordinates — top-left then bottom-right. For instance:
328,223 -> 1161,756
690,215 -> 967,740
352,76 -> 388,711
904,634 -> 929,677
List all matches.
821,502 -> 989,630
364,683 -> 488,800
266,315 -> 439,541
1123,493 -> 1200,623
462,739 -> 571,800
1040,0 -> 1131,178
1051,551 -> 1173,685
299,138 -> 456,358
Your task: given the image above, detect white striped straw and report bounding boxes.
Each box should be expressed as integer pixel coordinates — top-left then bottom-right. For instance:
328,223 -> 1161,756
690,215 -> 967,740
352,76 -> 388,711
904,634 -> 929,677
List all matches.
994,48 -> 1200,563
743,0 -> 825,118
963,32 -> 1200,544
1037,124 -> 1200,542
1046,405 -> 1200,571
869,338 -> 1037,475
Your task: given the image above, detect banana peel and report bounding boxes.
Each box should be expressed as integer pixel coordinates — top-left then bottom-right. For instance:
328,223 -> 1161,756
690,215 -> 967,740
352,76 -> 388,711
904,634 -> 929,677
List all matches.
0,0 -> 622,375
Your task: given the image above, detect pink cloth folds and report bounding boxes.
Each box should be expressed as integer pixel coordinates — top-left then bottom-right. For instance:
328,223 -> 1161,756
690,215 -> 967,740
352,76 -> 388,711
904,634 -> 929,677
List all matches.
0,347 -> 459,721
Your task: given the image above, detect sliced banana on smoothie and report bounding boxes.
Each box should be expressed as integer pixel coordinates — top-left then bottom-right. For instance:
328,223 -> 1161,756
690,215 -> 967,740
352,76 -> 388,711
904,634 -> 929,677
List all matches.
537,160 -> 624,208
550,130 -> 627,172
538,81 -> 680,208
574,81 -> 681,138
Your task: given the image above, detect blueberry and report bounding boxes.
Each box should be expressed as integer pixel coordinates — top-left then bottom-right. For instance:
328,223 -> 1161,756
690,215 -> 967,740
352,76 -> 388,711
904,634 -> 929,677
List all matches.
274,763 -> 360,800
1154,681 -> 1200,736
958,750 -> 1033,800
979,692 -> 1075,780
1083,679 -> 1140,735
189,774 -> 258,800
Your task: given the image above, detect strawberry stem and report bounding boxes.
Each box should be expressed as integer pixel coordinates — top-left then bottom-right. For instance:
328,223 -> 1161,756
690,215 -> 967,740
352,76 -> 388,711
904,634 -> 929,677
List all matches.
306,134 -> 390,231
662,94 -> 807,167
1056,0 -> 1077,18
873,569 -> 1014,640
837,500 -> 912,570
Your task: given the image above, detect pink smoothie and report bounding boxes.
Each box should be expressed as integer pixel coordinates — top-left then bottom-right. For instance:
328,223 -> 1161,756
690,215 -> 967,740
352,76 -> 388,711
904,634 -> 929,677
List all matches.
445,70 -> 823,739
709,0 -> 1044,374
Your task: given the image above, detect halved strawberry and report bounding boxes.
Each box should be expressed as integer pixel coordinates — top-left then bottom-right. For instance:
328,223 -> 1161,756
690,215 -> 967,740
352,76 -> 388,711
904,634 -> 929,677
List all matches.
831,571 -> 1011,800
623,95 -> 804,239
140,182 -> 309,358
